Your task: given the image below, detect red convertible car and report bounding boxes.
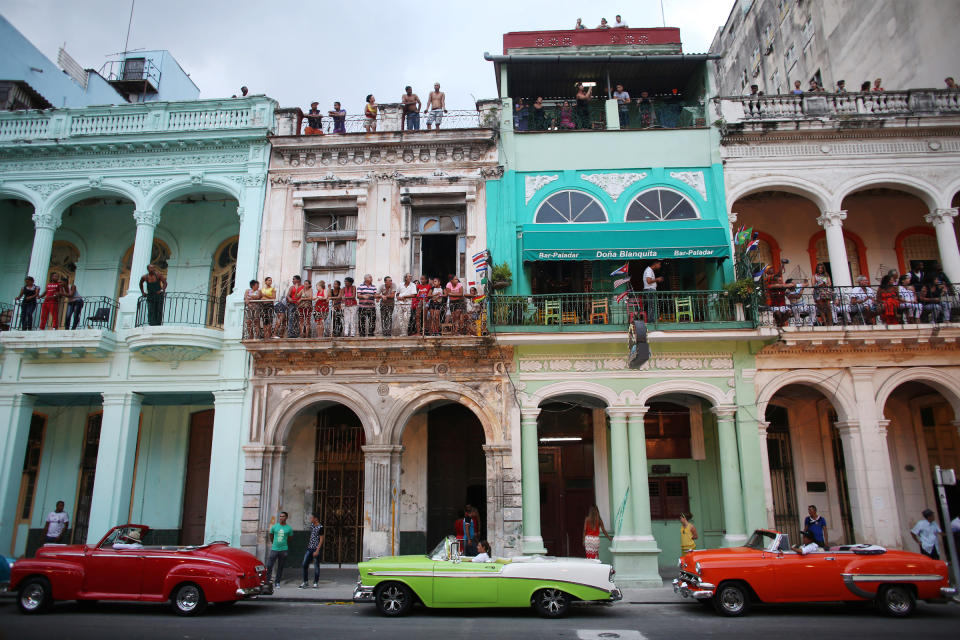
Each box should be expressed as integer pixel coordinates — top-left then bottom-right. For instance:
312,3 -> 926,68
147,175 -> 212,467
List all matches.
9,524 -> 266,615
674,529 -> 955,617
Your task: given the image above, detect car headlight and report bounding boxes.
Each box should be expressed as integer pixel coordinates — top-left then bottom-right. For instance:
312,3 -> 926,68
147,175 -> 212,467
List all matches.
695,562 -> 702,574
677,558 -> 684,568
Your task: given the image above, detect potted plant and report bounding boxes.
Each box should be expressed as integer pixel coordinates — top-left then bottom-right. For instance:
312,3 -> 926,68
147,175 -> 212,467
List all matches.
490,262 -> 513,291
723,277 -> 756,322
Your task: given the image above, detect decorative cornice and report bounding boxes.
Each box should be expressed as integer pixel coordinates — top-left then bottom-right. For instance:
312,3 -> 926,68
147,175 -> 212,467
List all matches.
26,182 -> 69,199
925,208 -> 958,226
668,171 -> 707,200
133,209 -> 160,226
0,149 -> 250,174
525,174 -> 559,204
517,353 -> 734,373
817,210 -> 847,228
122,177 -> 173,195
721,132 -> 960,156
580,172 -> 646,202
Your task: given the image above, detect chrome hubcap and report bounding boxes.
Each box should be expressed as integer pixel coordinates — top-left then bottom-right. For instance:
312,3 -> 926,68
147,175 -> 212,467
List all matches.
539,589 -> 566,614
720,588 -> 744,612
380,585 -> 405,612
177,585 -> 200,611
886,590 -> 909,613
21,584 -> 44,610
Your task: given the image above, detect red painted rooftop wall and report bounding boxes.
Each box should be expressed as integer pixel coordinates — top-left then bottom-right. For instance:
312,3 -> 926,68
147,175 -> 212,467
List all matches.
502,28 -> 682,54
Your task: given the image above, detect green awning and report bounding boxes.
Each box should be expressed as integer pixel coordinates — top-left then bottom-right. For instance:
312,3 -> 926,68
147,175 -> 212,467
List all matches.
520,225 -> 730,261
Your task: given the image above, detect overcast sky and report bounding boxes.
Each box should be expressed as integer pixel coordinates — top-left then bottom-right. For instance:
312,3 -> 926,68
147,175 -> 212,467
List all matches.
1,0 -> 733,114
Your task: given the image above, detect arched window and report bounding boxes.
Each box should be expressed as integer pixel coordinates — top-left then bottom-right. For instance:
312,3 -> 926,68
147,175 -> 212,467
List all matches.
209,236 -> 239,302
895,228 -> 939,274
116,239 -> 171,300
48,241 -> 80,285
626,188 -> 699,222
813,235 -> 863,279
534,190 -> 607,223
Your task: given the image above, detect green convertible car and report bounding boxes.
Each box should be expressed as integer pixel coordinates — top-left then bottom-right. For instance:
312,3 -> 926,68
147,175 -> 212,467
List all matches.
354,537 -> 622,617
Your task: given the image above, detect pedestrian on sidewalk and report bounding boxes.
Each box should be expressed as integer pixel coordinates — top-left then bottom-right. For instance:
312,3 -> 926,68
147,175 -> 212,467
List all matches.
583,505 -> 612,560
911,508 -> 943,559
265,511 -> 293,587
680,513 -> 698,553
299,513 -> 325,589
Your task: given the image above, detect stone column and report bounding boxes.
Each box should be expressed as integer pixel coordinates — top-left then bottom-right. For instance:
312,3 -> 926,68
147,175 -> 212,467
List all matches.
362,444 -> 403,559
27,210 -> 61,282
626,408 -> 653,540
714,406 -> 747,546
126,209 -> 160,296
520,408 -> 546,554
924,208 -> 960,285
833,420 -> 877,544
224,198 -> 265,335
606,408 -> 634,539
0,394 -> 37,552
204,390 -> 246,544
816,210 -> 852,287
86,392 -> 143,542
483,444 -> 512,557
757,420 -> 775,528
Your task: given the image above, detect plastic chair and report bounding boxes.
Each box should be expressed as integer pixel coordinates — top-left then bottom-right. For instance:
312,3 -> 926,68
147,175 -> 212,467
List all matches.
543,299 -> 561,325
86,307 -> 112,329
589,298 -> 609,324
675,297 -> 694,322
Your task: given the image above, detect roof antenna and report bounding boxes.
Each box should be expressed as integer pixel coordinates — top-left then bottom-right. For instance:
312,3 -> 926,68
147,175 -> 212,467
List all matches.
122,0 -> 136,56
660,0 -> 666,27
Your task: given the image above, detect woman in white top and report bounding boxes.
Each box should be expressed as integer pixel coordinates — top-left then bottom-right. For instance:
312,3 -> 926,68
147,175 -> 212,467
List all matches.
471,540 -> 492,562
898,274 -> 921,323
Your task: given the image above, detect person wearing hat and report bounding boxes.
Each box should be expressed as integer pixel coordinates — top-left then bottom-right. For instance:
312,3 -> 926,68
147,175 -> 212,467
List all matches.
911,509 -> 943,559
113,528 -> 144,549
305,102 -> 324,135
791,530 -> 821,555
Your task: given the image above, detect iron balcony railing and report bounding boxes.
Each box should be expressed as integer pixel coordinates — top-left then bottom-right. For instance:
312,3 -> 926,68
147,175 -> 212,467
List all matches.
8,296 -> 119,332
757,284 -> 960,328
135,292 -> 226,329
513,98 -> 706,132
488,290 -> 757,331
513,98 -> 607,131
241,298 -> 488,340
300,109 -> 486,135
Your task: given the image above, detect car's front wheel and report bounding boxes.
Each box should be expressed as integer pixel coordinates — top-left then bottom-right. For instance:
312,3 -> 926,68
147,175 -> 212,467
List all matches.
876,585 -> 915,617
712,581 -> 751,617
375,582 -> 413,616
18,577 -> 52,614
171,582 -> 207,616
532,588 -> 571,618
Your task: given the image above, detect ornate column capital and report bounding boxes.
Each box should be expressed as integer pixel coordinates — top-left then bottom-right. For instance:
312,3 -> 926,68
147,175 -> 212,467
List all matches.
728,211 -> 739,225
520,407 -> 541,422
711,405 -> 738,420
833,420 -> 859,437
757,420 -> 770,437
31,211 -> 61,231
133,209 -> 160,227
605,406 -> 632,420
924,208 -> 958,226
816,210 -> 847,229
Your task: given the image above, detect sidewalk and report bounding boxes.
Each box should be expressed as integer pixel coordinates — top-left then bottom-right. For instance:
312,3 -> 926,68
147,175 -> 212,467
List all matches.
262,569 -> 684,604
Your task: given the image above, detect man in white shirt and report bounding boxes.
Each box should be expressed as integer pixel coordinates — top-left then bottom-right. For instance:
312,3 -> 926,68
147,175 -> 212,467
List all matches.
613,83 -> 631,127
396,273 -> 418,336
43,501 -> 70,544
612,14 -> 628,28
911,509 -> 943,559
841,275 -> 876,324
791,530 -> 821,555
642,260 -> 662,291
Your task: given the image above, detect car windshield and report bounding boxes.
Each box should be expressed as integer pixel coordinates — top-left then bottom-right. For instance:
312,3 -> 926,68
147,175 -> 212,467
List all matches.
428,536 -> 459,561
744,530 -> 778,550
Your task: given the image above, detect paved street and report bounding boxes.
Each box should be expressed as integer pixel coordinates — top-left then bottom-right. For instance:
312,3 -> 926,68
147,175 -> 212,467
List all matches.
1,597 -> 958,640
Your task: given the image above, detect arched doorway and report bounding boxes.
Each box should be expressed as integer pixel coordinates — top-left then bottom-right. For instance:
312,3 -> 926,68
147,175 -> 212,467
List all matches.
883,380 -> 959,547
208,236 -> 238,326
398,402 -> 486,554
116,239 -> 171,299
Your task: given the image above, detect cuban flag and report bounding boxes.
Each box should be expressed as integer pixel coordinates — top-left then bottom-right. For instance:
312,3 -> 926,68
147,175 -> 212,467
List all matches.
610,263 -> 629,276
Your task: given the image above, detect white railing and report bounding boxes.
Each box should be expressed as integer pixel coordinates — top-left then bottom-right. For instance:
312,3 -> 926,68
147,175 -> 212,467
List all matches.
168,108 -> 251,130
716,89 -> 960,124
0,117 -> 49,141
70,112 -> 148,135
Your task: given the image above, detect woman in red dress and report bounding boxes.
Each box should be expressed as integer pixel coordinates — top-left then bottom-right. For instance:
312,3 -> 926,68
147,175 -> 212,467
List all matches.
583,505 -> 612,560
876,274 -> 900,324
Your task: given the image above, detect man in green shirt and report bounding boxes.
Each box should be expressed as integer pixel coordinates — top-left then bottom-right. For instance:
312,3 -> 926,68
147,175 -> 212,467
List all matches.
265,511 -> 293,587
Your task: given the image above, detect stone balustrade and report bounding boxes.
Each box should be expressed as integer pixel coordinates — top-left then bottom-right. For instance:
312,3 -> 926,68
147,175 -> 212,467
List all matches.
714,89 -> 960,125
0,96 -> 276,143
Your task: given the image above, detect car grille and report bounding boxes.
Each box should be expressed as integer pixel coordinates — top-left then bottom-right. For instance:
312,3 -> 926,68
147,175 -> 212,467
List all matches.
679,570 -> 701,585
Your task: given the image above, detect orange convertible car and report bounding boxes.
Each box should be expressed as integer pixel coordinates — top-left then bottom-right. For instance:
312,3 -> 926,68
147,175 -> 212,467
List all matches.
674,529 -> 956,617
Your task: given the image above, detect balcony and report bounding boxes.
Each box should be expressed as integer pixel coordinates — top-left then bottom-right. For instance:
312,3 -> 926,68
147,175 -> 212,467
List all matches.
0,297 -> 119,359
100,58 -> 161,96
489,291 -> 756,334
714,89 -> 960,128
274,102 -> 499,137
0,96 -> 275,147
126,293 -> 225,361
513,97 -> 705,132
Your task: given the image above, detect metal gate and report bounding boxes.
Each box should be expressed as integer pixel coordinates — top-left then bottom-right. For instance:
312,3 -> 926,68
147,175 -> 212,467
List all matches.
313,411 -> 364,566
766,405 -> 800,545
829,414 -> 856,544
72,413 -> 102,544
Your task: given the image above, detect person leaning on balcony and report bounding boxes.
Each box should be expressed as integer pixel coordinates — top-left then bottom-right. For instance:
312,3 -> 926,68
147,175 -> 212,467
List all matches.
635,91 -> 655,127
786,279 -> 815,326
342,276 -> 358,337
415,275 -> 432,335
835,79 -> 847,93
401,86 -> 421,131
898,274 -> 921,324
574,82 -> 593,129
328,102 -> 347,134
260,276 -> 277,338
919,276 -> 949,324
425,83 -> 446,130
530,96 -> 548,131
946,77 -> 958,90
842,275 -> 876,325
64,281 -> 83,330
357,274 -> 377,337
328,280 -> 343,336
364,95 -> 378,132
244,279 -> 262,338
15,276 -> 39,330
876,273 -> 900,325
812,262 -> 835,326
298,279 -> 314,337
283,275 -> 305,337
596,17 -> 610,29
304,101 -> 324,135
872,78 -> 884,91
514,97 -> 529,131
397,274 -> 417,336
38,273 -> 63,330
139,265 -> 167,327
314,280 -> 328,337
378,276 -> 396,336
446,275 -> 466,334
612,14 -> 628,28
791,80 -> 804,95
429,277 -> 446,335
859,80 -> 872,92
574,17 -> 586,29
766,273 -> 791,327
613,84 -> 631,127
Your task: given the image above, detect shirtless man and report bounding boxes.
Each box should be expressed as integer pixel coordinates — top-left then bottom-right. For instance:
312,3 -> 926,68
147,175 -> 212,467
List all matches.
401,86 -> 422,131
424,82 -> 446,130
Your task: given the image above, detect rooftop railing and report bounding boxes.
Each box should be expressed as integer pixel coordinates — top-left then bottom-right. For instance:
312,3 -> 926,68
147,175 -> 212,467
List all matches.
283,104 -> 496,136
135,292 -> 225,329
715,89 -> 960,124
0,96 -> 275,143
513,98 -> 705,132
7,296 -> 119,332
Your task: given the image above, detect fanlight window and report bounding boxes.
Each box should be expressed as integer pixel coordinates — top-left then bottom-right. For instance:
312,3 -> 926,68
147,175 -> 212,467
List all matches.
534,190 -> 607,223
626,188 -> 699,222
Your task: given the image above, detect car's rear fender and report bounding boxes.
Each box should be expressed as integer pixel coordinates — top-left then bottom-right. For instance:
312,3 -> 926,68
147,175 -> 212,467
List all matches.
10,559 -> 84,599
500,577 -> 612,605
162,563 -> 240,603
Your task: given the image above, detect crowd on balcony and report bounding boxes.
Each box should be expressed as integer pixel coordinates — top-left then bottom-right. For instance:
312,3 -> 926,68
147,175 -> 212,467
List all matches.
298,83 -> 451,135
243,273 -> 486,339
10,275 -> 85,331
763,262 -> 957,328
514,86 -> 699,131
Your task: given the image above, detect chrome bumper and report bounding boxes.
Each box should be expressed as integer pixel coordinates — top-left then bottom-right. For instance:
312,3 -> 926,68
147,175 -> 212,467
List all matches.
353,581 -> 375,603
609,587 -> 623,602
235,584 -> 265,598
941,586 -> 957,598
673,578 -> 715,600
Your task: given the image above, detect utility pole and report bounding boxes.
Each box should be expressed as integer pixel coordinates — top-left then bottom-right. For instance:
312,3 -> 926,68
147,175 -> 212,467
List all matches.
934,466 -> 959,589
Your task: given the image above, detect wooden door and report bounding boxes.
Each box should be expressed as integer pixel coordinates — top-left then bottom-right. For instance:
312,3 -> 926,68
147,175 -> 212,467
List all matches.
180,410 -> 214,545
538,447 -> 563,555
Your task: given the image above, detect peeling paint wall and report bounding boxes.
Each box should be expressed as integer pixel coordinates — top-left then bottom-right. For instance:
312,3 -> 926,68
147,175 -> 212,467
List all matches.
280,413 -> 315,529
399,413 -> 427,552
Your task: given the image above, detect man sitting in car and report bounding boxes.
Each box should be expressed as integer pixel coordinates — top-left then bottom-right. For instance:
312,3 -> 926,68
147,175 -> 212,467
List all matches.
112,528 -> 144,550
791,530 -> 821,555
